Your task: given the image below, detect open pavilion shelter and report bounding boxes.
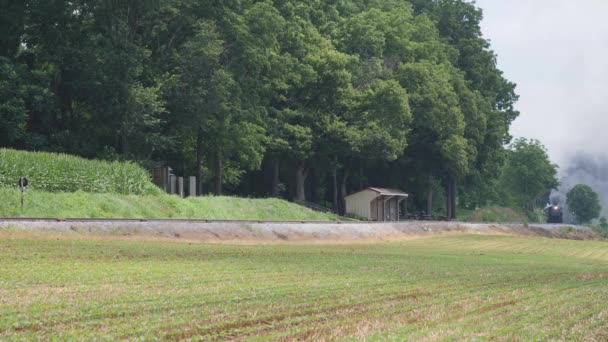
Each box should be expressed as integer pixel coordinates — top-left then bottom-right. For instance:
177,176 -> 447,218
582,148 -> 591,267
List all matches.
344,187 -> 408,221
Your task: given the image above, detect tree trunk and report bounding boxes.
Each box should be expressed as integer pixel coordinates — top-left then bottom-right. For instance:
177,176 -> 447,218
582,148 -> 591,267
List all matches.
195,127 -> 203,196
332,164 -> 338,212
427,176 -> 433,216
214,149 -> 222,195
359,164 -> 365,190
446,181 -> 452,219
446,178 -> 456,219
120,126 -> 129,156
339,168 -> 350,215
450,180 -> 457,219
310,169 -> 317,202
271,158 -> 280,197
295,162 -> 308,201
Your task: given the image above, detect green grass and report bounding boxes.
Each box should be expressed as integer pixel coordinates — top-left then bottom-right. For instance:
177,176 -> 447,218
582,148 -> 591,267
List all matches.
1,232 -> 607,340
0,148 -> 159,195
458,206 -> 528,223
0,187 -> 339,221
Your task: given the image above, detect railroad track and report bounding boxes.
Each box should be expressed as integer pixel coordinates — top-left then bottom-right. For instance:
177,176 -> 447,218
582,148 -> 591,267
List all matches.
0,217 -> 532,227
0,217 -> 374,224
1,217 -> 572,229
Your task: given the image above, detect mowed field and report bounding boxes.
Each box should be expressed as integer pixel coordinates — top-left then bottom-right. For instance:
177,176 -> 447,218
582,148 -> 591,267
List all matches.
1,232 -> 608,341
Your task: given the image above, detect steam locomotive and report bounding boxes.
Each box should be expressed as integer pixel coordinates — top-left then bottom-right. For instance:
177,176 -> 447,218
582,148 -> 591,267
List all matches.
546,199 -> 563,224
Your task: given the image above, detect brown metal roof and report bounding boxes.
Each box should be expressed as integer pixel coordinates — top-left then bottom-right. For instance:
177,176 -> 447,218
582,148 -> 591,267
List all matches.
367,187 -> 408,197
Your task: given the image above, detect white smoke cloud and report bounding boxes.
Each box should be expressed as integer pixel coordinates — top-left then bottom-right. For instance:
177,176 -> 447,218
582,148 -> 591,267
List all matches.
475,0 -> 608,167
551,154 -> 608,223
474,0 -> 608,223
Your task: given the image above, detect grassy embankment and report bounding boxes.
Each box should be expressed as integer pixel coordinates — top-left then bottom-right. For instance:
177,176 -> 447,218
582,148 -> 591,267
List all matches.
0,232 -> 607,340
0,149 -> 338,221
0,188 -> 338,221
457,206 -> 528,223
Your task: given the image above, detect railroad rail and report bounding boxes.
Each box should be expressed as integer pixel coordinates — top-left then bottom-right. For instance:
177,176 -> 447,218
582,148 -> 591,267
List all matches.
0,217 -> 545,228
0,217 -> 579,229
0,217 -> 391,224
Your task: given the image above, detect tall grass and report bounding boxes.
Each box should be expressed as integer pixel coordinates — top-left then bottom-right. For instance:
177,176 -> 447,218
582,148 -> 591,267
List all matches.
459,206 -> 527,222
0,149 -> 159,195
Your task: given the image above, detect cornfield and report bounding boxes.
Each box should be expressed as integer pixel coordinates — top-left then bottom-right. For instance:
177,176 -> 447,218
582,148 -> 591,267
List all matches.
0,149 -> 159,195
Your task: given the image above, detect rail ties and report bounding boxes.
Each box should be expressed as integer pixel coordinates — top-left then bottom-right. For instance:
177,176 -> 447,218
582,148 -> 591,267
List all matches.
0,217 -> 454,225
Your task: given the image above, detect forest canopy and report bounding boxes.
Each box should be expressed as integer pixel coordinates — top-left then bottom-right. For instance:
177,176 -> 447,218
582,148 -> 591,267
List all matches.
0,0 -> 528,216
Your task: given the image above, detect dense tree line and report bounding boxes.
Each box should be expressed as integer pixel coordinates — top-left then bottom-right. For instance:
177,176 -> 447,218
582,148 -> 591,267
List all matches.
1,0 -> 526,216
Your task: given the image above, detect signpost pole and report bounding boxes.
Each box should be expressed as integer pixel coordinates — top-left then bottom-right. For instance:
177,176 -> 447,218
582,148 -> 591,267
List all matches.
18,177 -> 28,211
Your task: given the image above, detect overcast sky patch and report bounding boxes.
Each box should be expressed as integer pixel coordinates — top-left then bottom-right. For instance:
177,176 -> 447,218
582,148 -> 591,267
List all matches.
475,0 -> 608,168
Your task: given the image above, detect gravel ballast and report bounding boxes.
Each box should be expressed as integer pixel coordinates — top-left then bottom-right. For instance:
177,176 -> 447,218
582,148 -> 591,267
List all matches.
0,219 -> 597,243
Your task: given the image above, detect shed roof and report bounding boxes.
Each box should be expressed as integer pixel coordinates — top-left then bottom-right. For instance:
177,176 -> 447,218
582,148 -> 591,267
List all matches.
368,187 -> 408,197
345,187 -> 408,199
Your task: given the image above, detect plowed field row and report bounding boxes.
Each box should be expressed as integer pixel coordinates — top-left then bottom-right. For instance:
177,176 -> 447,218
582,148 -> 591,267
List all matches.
0,233 -> 606,340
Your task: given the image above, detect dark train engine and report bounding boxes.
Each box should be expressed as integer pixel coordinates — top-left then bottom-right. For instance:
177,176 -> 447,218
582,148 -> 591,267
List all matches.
546,199 -> 563,224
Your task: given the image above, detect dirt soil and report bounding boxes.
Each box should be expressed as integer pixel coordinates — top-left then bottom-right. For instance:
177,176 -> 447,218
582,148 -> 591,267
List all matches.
0,219 -> 602,244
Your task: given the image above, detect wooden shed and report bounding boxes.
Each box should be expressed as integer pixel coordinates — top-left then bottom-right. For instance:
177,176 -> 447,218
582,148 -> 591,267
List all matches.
344,187 -> 408,221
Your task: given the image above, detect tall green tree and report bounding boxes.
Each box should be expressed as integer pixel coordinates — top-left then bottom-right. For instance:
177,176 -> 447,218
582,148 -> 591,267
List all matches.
0,0 -> 523,211
172,16 -> 268,195
410,0 -> 520,213
397,61 -> 468,217
170,20 -> 225,194
499,138 -> 559,211
0,58 -> 28,146
0,0 -> 27,58
566,184 -> 601,224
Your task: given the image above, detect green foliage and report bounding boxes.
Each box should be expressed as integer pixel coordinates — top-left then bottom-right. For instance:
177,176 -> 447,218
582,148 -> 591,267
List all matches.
499,138 -> 559,211
459,206 -> 527,223
0,0 -> 522,212
528,208 -> 547,224
0,58 -> 29,146
559,226 -> 576,234
566,184 -> 602,224
355,79 -> 412,161
0,149 -> 159,195
169,18 -> 268,190
0,56 -> 52,146
593,217 -> 608,237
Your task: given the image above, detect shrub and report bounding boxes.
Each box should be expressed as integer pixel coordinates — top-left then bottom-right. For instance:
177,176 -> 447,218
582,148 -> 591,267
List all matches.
528,208 -> 546,223
466,206 -> 527,223
560,226 -> 575,234
592,217 -> 608,237
0,149 -> 160,195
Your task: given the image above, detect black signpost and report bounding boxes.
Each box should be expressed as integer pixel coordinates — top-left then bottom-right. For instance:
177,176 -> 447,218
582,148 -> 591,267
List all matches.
18,177 -> 28,211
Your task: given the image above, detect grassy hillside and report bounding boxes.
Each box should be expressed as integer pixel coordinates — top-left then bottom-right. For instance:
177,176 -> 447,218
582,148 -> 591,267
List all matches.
0,148 -> 159,195
0,187 -> 339,221
0,149 -> 339,221
1,233 -> 607,340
